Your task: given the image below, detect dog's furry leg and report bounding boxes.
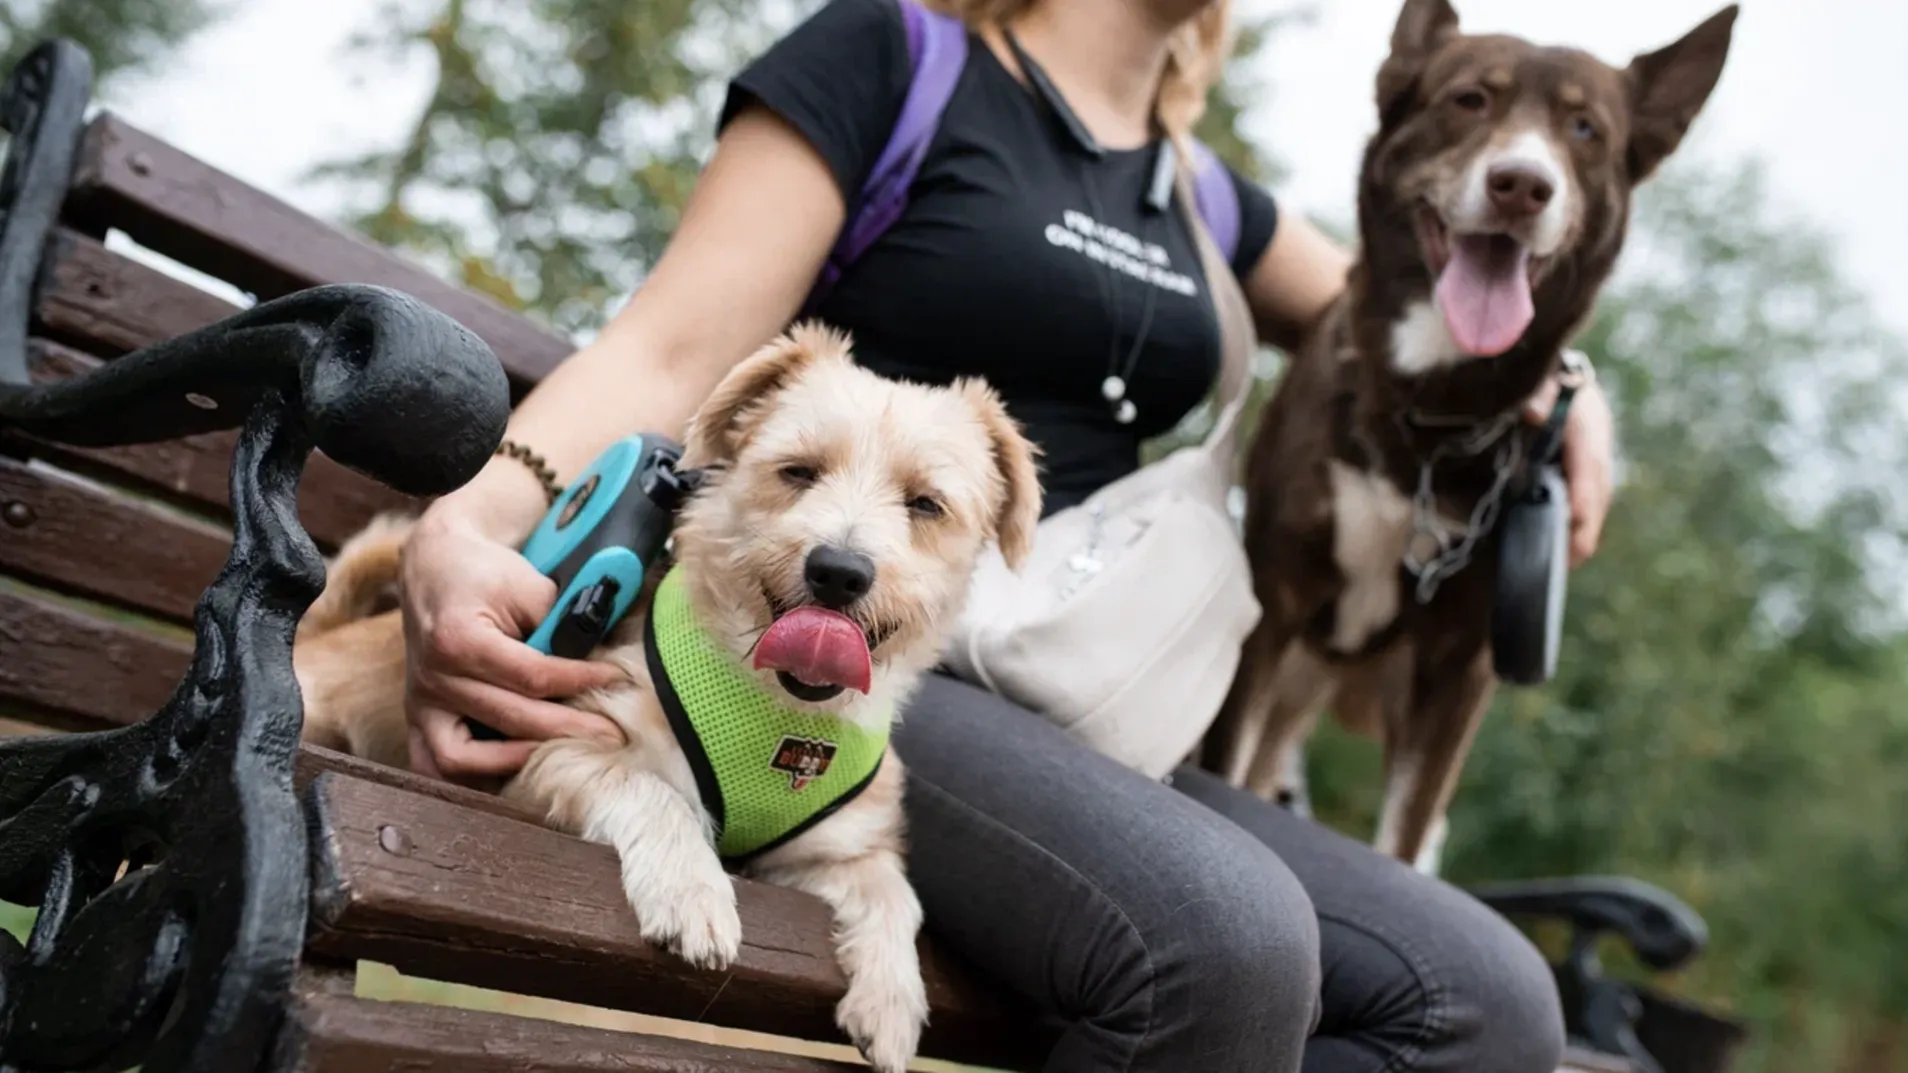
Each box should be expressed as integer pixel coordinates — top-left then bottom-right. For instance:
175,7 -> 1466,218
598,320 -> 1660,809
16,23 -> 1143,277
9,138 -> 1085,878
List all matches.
1244,707 -> 1318,815
301,512 -> 416,635
749,756 -> 926,1073
295,511 -> 417,766
754,849 -> 927,1073
517,741 -> 742,970
1231,640 -> 1337,811
1373,647 -> 1494,871
1205,614 -> 1301,789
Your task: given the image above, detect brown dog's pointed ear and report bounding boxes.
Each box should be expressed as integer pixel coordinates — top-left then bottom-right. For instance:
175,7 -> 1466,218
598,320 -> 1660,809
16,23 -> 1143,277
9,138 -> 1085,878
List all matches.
1375,0 -> 1459,122
1624,4 -> 1738,184
681,322 -> 851,468
959,378 -> 1043,571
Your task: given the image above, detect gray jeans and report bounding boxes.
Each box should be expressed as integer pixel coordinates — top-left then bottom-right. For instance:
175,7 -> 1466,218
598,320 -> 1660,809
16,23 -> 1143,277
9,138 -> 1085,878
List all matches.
894,672 -> 1565,1073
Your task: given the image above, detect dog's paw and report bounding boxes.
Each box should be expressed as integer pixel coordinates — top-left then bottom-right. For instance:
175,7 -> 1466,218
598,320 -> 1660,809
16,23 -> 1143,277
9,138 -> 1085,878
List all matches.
627,869 -> 742,971
836,970 -> 928,1073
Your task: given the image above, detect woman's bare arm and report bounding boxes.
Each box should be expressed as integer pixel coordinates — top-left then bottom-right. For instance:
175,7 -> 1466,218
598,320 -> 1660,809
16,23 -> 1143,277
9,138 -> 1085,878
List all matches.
1241,211 -> 1354,355
444,105 -> 851,546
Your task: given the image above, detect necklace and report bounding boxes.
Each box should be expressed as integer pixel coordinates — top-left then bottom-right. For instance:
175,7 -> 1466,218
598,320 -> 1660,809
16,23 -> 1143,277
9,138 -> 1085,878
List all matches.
1002,27 -> 1158,427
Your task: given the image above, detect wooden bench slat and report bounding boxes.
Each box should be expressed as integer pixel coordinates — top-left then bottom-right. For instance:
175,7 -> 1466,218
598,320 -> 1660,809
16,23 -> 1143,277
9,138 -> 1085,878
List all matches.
304,770 -> 1050,1071
281,982 -> 863,1072
71,115 -> 570,392
37,227 -> 240,356
0,716 -> 63,739
0,455 -> 230,623
9,338 -> 416,547
297,743 -> 543,826
0,588 -> 190,728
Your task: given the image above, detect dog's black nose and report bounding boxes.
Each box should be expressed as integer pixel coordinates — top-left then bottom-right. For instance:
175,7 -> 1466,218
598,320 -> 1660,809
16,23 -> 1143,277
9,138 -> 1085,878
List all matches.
804,546 -> 876,609
1487,162 -> 1554,218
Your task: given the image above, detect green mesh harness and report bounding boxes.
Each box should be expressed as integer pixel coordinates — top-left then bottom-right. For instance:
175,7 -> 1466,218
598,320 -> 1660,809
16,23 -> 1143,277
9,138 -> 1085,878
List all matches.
644,568 -> 890,862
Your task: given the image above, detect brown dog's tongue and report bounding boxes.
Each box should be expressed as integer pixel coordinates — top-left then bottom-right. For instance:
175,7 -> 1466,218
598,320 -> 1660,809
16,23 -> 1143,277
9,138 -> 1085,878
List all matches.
753,607 -> 873,695
1435,234 -> 1533,357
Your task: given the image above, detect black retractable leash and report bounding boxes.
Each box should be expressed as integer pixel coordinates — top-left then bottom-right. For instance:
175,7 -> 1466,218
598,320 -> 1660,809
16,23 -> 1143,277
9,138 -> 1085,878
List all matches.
1491,349 -> 1591,686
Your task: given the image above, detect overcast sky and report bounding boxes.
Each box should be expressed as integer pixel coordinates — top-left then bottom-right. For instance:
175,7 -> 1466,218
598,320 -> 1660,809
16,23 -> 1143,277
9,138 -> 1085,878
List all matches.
99,0 -> 1908,339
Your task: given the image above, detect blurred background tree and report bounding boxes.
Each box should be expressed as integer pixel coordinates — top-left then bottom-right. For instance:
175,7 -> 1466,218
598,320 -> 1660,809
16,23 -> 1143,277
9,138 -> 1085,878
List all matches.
0,0 -> 225,90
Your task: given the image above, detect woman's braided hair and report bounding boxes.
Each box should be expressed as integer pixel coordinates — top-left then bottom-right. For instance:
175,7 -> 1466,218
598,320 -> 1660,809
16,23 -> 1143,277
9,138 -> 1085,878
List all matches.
925,0 -> 1233,150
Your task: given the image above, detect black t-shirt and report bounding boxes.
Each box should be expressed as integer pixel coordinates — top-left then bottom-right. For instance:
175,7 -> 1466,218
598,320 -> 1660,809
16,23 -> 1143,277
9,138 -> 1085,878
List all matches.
719,0 -> 1279,513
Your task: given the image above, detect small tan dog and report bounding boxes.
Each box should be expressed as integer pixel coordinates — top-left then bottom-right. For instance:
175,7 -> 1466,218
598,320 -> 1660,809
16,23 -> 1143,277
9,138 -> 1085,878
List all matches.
293,324 -> 1042,1072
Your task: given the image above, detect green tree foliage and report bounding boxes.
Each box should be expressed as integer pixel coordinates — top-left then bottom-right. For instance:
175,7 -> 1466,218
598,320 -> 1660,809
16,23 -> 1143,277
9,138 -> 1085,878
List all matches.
317,1 -> 1908,1066
312,0 -> 795,336
1,0 -> 224,90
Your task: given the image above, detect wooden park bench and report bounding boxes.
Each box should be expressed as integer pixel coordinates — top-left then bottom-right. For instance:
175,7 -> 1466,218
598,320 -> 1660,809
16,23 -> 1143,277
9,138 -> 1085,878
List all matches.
0,37 -> 1744,1073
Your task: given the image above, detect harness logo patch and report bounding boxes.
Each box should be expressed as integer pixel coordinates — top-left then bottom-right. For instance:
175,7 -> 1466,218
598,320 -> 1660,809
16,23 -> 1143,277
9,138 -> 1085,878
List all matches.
770,735 -> 837,792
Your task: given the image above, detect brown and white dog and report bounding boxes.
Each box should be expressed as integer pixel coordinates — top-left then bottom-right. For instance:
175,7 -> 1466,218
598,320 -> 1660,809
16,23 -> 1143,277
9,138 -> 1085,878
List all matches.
1200,0 -> 1737,872
293,324 -> 1042,1072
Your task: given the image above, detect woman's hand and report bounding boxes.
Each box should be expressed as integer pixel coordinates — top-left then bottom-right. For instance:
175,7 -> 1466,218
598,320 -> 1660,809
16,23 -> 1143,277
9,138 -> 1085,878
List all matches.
397,503 -> 626,786
1523,366 -> 1615,568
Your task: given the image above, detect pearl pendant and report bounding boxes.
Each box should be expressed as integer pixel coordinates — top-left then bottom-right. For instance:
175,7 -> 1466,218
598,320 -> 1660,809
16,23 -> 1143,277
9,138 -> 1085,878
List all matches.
1115,399 -> 1137,425
1101,375 -> 1127,402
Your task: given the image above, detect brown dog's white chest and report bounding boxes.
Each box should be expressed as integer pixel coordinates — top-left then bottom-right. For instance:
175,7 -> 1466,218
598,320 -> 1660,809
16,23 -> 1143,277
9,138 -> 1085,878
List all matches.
1323,457 -> 1477,656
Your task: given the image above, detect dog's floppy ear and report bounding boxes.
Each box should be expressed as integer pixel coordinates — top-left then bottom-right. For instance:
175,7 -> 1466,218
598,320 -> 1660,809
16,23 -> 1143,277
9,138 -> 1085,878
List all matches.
1624,4 -> 1737,184
958,378 -> 1043,571
1375,0 -> 1459,123
682,322 -> 852,468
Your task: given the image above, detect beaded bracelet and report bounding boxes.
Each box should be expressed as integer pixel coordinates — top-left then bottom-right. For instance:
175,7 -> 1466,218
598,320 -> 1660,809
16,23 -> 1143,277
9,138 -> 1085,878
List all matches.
495,439 -> 564,506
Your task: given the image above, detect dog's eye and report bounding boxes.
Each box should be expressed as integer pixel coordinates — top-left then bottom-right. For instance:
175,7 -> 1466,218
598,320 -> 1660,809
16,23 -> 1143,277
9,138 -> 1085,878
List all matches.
907,495 -> 944,519
1452,89 -> 1490,113
780,464 -> 819,486
1571,116 -> 1599,142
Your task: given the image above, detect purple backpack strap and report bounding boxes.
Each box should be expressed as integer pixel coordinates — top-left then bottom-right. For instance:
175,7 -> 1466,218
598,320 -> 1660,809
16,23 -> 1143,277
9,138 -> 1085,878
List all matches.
803,0 -> 968,316
1187,138 -> 1242,269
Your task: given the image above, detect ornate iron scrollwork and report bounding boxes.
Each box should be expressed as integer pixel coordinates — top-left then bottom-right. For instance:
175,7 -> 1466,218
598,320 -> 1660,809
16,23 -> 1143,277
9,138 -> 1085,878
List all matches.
0,40 -> 514,1068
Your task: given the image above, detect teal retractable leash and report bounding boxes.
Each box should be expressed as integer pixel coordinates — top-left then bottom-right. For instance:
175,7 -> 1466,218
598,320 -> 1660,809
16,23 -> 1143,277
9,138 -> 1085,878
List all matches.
467,434 -> 704,741
1491,349 -> 1591,685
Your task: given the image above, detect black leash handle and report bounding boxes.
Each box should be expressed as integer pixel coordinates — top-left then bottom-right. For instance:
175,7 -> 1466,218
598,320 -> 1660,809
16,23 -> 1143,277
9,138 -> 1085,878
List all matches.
1528,348 -> 1593,470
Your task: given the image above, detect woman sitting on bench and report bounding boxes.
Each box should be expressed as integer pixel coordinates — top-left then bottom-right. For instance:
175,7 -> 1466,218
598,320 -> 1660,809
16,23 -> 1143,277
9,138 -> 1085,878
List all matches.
386,0 -> 1616,1070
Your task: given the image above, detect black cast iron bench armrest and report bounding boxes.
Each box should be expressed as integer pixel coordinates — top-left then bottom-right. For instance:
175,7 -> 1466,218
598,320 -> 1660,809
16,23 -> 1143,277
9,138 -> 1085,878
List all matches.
0,46 -> 511,1069
1470,876 -> 1708,1073
1470,875 -> 1707,972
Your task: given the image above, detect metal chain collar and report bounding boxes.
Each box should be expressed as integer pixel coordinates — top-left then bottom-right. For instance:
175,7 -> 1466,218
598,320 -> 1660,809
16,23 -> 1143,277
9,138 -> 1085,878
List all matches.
1397,348 -> 1591,604
1402,427 -> 1524,604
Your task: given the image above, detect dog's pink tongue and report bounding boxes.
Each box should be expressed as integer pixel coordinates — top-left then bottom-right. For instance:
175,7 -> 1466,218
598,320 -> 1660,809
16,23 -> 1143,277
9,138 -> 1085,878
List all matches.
753,607 -> 873,695
1435,234 -> 1533,357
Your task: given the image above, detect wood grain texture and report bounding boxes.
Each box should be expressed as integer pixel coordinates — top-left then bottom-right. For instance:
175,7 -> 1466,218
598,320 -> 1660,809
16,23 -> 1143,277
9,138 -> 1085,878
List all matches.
296,744 -> 537,826
6,337 -> 416,548
0,454 -> 229,623
303,771 -> 1050,1070
35,227 -> 239,356
71,115 -> 570,392
278,981 -> 864,1072
0,588 -> 190,727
